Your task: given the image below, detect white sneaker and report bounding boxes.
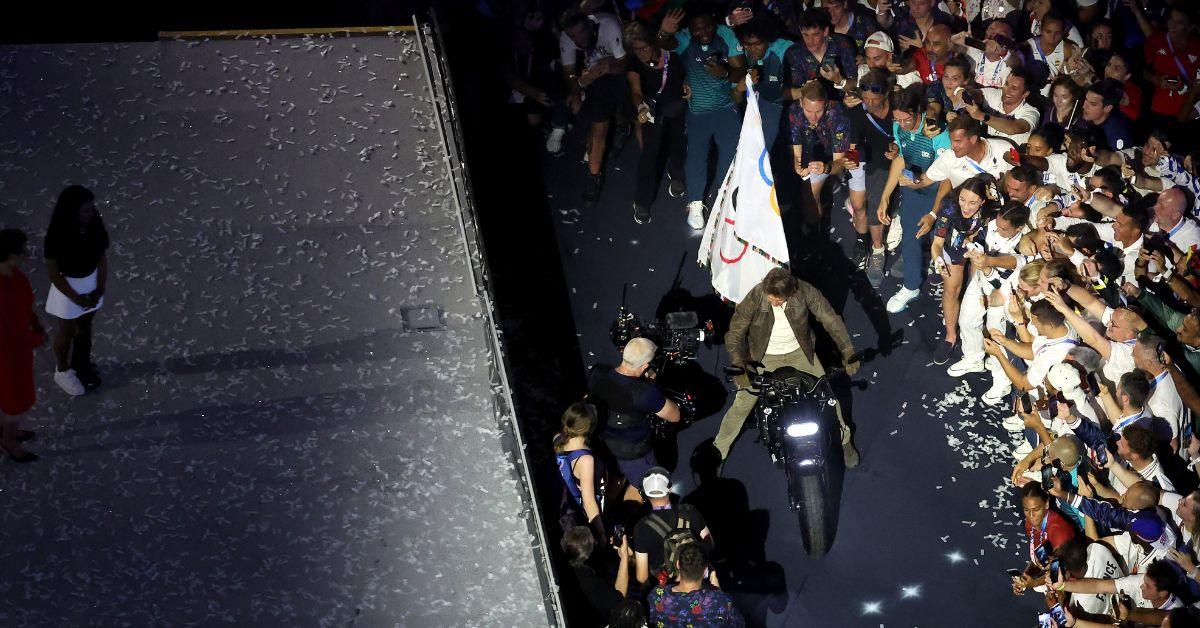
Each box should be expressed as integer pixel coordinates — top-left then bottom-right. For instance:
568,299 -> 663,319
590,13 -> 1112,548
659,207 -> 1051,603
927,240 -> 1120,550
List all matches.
687,201 -> 706,229
1011,440 -> 1034,460
886,286 -> 920,313
886,217 -> 902,251
1001,415 -> 1026,432
947,357 -> 987,377
54,369 -> 86,396
981,382 -> 1012,406
545,127 -> 565,155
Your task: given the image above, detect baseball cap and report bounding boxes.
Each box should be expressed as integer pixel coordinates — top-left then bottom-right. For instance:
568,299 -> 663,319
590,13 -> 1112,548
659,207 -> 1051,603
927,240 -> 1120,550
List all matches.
642,467 -> 671,498
1047,362 -> 1083,393
1130,512 -> 1167,548
865,31 -> 894,53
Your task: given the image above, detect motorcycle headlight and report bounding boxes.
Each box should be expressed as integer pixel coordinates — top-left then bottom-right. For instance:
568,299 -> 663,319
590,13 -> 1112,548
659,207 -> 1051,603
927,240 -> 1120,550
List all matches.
785,421 -> 819,438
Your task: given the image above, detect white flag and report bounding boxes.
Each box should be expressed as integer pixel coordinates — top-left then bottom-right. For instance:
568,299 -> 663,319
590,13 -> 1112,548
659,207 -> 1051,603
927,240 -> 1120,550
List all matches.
698,78 -> 788,303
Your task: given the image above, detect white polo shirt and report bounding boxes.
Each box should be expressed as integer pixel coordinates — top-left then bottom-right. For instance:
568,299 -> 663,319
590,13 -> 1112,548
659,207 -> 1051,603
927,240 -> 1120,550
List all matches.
926,138 -> 1015,187
1114,573 -> 1183,609
1027,333 -> 1078,390
1148,217 -> 1200,253
980,88 -> 1040,145
1146,370 -> 1186,441
1044,153 -> 1097,193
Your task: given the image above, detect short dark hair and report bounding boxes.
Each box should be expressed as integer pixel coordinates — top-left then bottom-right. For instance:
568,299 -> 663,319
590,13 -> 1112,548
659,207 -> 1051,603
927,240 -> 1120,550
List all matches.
1122,424 -> 1157,460
1166,607 -> 1200,628
799,7 -> 832,31
1007,66 -> 1035,93
1008,164 -> 1039,185
1069,123 -> 1108,152
1087,78 -> 1124,109
1093,166 -> 1125,196
1119,369 -> 1153,408
0,229 -> 28,263
1121,202 -> 1149,232
1030,300 -> 1065,328
1055,538 -> 1089,575
609,599 -> 648,628
947,113 -> 984,137
1145,559 -> 1181,595
561,526 -> 594,567
1064,222 -> 1103,254
943,54 -> 972,77
735,16 -> 779,44
1021,481 -> 1050,503
891,83 -> 926,115
762,267 -> 799,299
998,201 -> 1030,229
1041,10 -> 1067,29
558,6 -> 588,31
676,542 -> 707,581
859,68 -> 894,92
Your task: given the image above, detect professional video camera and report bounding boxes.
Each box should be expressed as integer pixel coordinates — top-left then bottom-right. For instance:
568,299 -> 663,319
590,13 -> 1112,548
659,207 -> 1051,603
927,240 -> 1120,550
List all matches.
609,285 -> 714,366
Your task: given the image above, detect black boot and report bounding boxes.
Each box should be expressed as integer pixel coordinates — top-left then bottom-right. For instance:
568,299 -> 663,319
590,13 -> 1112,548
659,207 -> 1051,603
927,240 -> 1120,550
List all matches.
582,173 -> 603,209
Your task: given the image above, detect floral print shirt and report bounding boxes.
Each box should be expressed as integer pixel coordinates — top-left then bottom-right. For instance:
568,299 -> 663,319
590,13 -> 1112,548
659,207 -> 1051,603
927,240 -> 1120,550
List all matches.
647,584 -> 745,628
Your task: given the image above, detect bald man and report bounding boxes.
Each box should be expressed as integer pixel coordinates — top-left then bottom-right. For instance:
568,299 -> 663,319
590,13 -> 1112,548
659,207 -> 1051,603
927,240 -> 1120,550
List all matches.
912,24 -> 952,84
1148,187 -> 1200,253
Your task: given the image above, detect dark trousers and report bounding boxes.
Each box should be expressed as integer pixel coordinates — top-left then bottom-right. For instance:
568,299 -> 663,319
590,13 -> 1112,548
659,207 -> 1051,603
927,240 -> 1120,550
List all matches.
635,112 -> 686,207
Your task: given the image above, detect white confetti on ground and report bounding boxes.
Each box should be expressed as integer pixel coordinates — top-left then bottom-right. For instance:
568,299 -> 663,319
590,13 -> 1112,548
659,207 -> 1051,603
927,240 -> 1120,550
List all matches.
0,34 -> 549,626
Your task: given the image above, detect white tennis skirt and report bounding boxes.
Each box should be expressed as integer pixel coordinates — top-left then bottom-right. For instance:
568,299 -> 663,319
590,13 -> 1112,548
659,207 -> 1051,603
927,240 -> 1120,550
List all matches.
45,270 -> 103,320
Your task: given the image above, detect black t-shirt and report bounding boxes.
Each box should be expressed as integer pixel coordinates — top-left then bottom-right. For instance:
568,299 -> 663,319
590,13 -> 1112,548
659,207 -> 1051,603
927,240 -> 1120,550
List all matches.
44,220 -> 109,278
572,564 -> 622,621
848,104 -> 894,172
634,50 -> 687,119
632,504 -> 706,571
587,367 -> 667,446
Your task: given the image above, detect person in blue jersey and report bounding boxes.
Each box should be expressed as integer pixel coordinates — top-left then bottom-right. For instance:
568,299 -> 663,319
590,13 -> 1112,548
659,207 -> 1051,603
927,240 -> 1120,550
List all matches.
658,6 -> 747,230
823,0 -> 879,53
784,9 -> 859,102
734,19 -> 795,150
877,84 -> 951,314
625,21 -> 689,225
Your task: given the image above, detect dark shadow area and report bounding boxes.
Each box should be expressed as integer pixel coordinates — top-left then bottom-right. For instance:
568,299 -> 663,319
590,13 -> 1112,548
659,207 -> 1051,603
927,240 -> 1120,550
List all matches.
161,328 -> 410,375
684,440 -> 787,627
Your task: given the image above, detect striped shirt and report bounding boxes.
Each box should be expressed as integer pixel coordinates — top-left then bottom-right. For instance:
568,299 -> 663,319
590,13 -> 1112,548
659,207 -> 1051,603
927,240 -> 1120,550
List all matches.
892,118 -> 950,172
674,25 -> 743,114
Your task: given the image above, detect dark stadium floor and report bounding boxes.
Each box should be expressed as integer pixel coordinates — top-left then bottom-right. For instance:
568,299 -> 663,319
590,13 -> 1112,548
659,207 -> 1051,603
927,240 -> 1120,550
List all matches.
541,126 -> 1045,627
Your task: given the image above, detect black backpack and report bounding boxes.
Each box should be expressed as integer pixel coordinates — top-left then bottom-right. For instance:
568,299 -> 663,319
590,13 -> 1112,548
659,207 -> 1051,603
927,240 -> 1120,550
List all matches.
643,510 -> 699,583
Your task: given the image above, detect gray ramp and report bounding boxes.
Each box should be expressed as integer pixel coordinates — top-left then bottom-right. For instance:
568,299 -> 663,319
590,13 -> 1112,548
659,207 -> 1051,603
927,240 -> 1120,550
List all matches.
0,32 -> 550,627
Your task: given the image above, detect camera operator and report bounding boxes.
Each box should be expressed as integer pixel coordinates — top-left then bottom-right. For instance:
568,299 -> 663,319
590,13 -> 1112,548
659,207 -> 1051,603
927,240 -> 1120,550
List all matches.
714,267 -> 861,466
589,337 -> 681,499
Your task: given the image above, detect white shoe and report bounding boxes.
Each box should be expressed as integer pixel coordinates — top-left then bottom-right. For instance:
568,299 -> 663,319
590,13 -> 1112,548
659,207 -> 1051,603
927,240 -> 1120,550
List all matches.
545,127 -> 565,155
1001,415 -> 1026,432
981,382 -> 1012,406
687,201 -> 706,229
886,286 -> 920,313
1011,440 -> 1034,460
947,357 -> 987,377
886,217 -> 902,251
54,369 -> 86,396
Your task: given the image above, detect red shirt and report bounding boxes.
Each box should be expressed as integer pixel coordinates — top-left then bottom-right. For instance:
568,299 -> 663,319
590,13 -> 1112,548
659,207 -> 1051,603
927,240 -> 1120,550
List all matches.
1025,510 -> 1077,562
912,49 -> 945,85
1144,31 -> 1200,116
1121,80 -> 1143,120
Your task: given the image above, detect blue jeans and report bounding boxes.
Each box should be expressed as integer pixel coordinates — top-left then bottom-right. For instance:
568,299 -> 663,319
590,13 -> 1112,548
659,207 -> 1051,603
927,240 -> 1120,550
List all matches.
760,100 -> 784,151
898,185 -> 937,291
685,106 -> 740,204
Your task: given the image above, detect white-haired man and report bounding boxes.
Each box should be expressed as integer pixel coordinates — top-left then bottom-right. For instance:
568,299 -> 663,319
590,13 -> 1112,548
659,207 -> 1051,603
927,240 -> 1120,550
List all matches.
588,337 -> 682,487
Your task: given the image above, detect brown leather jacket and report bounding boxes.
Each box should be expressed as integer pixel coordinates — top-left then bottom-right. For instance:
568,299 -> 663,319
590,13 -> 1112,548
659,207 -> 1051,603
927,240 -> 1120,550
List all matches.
725,279 -> 854,367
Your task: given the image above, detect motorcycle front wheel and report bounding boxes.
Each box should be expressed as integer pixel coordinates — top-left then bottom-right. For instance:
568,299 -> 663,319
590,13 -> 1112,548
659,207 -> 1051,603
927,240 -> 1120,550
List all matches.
789,469 -> 832,557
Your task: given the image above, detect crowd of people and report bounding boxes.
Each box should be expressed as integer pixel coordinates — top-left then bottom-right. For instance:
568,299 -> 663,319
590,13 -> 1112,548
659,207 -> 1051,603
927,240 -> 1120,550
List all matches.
490,0 -> 1200,625
0,185 -> 108,464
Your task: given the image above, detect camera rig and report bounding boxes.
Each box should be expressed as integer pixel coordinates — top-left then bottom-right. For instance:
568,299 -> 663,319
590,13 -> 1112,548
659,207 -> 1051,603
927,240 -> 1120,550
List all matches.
609,285 -> 714,367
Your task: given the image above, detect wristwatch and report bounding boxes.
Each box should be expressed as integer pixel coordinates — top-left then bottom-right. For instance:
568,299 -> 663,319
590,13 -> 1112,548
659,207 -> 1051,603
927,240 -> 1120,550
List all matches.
983,113 -> 991,124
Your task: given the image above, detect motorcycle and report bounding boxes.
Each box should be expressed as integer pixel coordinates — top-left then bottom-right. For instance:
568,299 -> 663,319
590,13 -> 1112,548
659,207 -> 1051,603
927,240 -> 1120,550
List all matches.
723,358 -> 856,557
